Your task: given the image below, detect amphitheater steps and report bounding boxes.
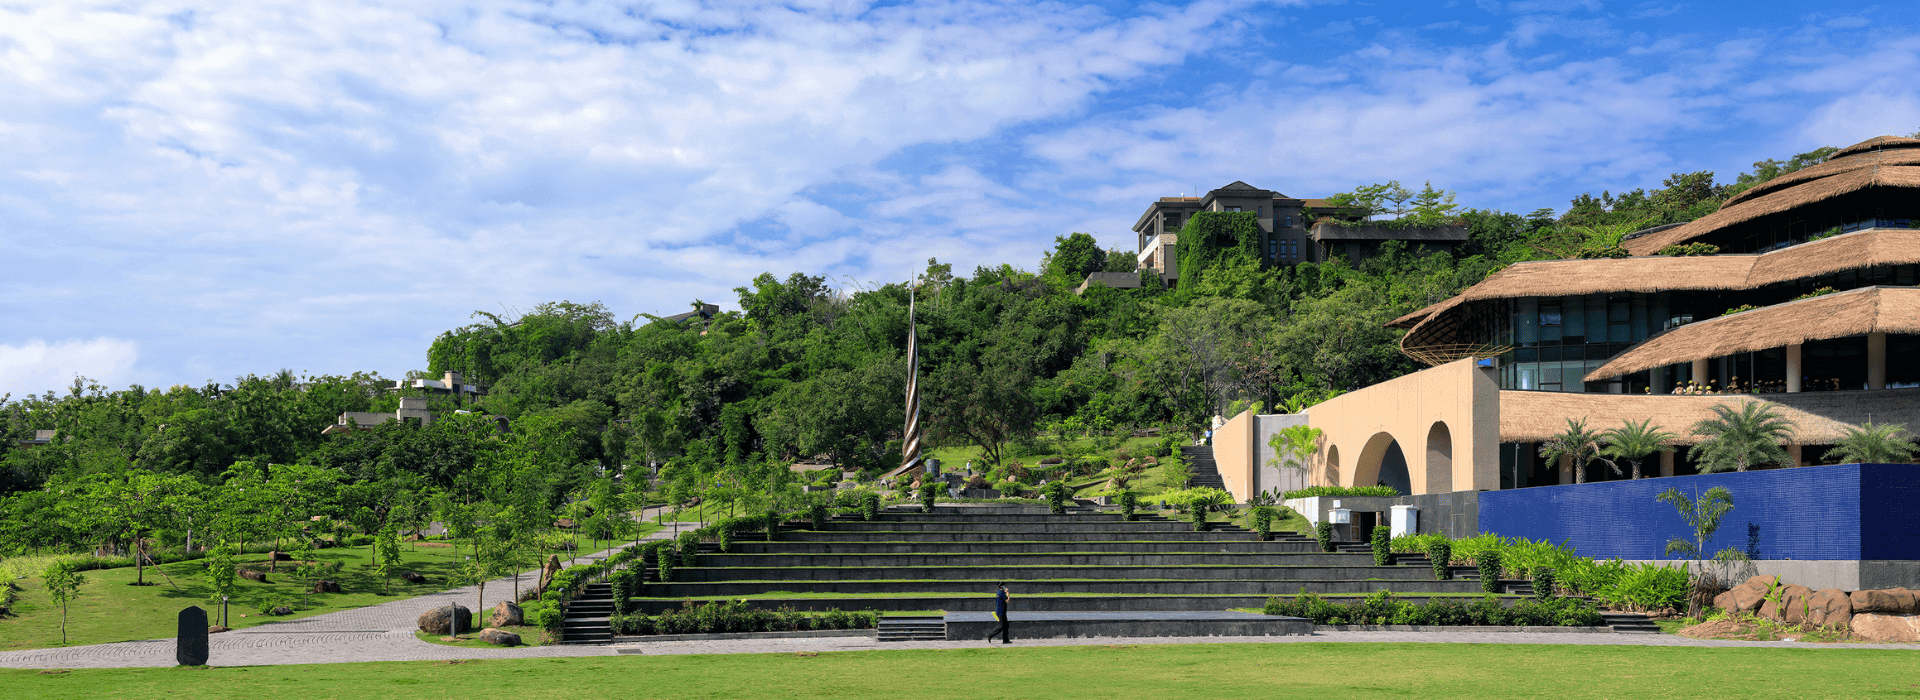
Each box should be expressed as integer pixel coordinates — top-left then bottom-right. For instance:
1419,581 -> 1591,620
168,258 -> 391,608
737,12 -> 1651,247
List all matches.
1601,612 -> 1661,634
558,582 -> 616,644
877,616 -> 948,642
1180,446 -> 1226,490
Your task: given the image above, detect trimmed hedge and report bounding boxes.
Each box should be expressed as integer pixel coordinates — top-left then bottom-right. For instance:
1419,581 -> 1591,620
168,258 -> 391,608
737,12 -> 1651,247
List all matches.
1263,589 -> 1603,627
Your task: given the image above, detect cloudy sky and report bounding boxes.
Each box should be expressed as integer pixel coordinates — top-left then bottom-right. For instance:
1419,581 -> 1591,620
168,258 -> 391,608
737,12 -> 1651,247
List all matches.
2,0 -> 1915,398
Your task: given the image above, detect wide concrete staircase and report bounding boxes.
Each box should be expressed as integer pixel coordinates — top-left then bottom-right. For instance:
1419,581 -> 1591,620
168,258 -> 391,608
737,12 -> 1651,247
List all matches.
1182,446 -> 1226,491
602,507 -> 1522,641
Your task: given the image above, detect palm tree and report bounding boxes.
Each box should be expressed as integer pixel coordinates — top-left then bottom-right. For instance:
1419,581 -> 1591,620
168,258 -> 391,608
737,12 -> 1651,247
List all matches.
1827,421 -> 1920,464
1690,401 -> 1796,472
1539,418 -> 1605,484
1600,418 -> 1679,479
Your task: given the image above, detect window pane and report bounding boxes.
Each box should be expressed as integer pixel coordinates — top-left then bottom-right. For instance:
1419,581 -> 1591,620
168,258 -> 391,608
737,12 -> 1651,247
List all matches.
1517,299 -> 1539,346
1586,295 -> 1608,344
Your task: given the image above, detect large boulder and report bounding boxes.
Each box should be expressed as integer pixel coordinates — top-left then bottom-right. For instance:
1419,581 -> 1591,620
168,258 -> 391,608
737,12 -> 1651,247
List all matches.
1804,588 -> 1853,628
270,606 -> 293,616
417,605 -> 473,635
1759,584 -> 1812,623
398,571 -> 426,584
238,569 -> 269,583
1715,577 -> 1772,614
489,601 -> 524,628
309,580 -> 342,594
1850,588 -> 1920,615
267,551 -> 293,561
1852,613 -> 1920,642
478,628 -> 521,646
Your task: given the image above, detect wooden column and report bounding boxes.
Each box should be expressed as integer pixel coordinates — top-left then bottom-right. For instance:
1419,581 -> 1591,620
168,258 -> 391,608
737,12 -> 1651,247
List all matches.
1691,358 -> 1710,388
1786,343 -> 1803,393
1869,332 -> 1888,390
1788,444 -> 1804,467
1660,450 -> 1675,477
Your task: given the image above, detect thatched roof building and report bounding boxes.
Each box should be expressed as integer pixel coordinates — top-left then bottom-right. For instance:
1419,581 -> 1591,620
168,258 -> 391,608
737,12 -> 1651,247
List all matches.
1499,389 -> 1920,445
1584,286 -> 1920,380
1397,228 -> 1920,350
1623,136 -> 1920,255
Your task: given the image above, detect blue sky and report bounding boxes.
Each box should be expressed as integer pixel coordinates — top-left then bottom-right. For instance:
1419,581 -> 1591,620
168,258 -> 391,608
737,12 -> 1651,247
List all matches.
2,0 -> 1916,398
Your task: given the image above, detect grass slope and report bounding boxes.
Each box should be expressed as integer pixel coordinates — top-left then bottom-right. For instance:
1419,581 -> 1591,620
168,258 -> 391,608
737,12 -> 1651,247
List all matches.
0,527 -> 657,652
6,642 -> 1912,699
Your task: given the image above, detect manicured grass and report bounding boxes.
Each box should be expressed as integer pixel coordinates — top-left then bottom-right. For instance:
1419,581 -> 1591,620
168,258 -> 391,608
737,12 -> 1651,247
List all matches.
5,642 -> 1912,699
0,530 -> 658,652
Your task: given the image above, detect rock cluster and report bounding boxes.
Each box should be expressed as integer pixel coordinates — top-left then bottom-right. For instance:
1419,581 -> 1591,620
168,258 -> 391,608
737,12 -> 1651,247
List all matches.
1714,575 -> 1920,641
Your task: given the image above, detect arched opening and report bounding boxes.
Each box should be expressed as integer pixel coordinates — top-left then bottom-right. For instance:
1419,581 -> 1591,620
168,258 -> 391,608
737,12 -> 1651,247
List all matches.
1425,421 -> 1453,494
1354,432 -> 1409,493
1324,445 -> 1341,487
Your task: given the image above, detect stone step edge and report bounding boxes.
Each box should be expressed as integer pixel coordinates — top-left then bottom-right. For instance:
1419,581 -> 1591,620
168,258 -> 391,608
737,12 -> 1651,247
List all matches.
610,629 -> 881,646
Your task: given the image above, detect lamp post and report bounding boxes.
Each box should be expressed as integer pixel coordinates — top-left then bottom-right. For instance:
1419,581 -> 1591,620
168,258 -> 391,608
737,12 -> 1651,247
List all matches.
221,595 -> 229,628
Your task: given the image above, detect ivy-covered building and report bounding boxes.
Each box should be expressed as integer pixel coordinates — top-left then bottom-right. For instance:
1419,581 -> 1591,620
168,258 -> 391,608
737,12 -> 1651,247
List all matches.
1130,181 -> 1462,284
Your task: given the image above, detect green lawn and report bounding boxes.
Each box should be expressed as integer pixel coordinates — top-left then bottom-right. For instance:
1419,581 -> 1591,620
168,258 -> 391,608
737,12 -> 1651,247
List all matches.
0,528 -> 658,652
6,642 -> 1912,699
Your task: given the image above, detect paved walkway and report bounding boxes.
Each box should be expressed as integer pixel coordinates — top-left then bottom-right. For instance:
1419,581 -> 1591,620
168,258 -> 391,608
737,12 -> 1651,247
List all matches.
0,513 -> 693,669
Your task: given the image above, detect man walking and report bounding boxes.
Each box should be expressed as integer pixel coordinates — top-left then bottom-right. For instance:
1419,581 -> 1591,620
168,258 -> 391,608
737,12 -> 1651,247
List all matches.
991,582 -> 1012,644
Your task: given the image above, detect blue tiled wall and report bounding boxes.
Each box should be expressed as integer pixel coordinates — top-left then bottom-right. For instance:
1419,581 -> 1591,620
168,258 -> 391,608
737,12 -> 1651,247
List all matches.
1479,464 -> 1920,561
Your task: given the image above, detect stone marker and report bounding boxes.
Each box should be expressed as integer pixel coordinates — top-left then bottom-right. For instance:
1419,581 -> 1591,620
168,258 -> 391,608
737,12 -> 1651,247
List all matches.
177,607 -> 209,666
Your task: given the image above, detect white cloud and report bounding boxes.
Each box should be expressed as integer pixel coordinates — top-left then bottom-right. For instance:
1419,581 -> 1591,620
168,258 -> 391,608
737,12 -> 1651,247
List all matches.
0,338 -> 141,400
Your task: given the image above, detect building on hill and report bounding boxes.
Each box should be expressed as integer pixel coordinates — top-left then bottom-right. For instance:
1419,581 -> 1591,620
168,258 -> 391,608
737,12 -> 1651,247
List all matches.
393,371 -> 484,401
1206,133 -> 1920,503
15,429 -> 54,448
1130,181 -> 1462,284
1075,271 -> 1144,295
320,397 -> 434,435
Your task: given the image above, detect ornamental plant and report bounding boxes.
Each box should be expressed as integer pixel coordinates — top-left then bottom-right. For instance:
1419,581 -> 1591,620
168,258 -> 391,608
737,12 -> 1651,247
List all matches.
1314,521 -> 1334,552
765,510 -> 780,542
1043,480 -> 1068,515
918,481 -> 938,514
1370,525 -> 1392,566
1477,550 -> 1504,593
43,560 -> 85,645
1689,402 -> 1795,472
1426,540 -> 1453,581
808,501 -> 828,530
1250,505 -> 1275,542
677,531 -> 700,567
861,492 -> 881,521
1118,490 -> 1138,521
1533,567 -> 1557,600
654,544 -> 675,583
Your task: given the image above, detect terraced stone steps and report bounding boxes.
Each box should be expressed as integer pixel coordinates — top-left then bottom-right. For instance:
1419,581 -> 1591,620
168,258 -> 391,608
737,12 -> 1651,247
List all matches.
626,593 -> 1519,615
559,582 -> 616,644
1601,612 -> 1661,634
642,577 -> 1494,597
877,616 -> 947,642
727,540 -> 1319,555
669,564 -> 1452,583
777,531 -> 1303,543
696,552 -> 1380,567
1182,446 -> 1227,491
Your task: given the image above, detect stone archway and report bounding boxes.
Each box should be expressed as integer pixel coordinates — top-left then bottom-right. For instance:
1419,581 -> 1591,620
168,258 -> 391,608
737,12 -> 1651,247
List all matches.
1352,432 -> 1398,489
1425,421 -> 1453,494
1324,445 -> 1341,487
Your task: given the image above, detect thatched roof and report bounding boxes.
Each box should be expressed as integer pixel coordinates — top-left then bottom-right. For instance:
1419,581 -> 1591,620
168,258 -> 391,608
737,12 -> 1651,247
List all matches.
1498,389 -> 1920,445
1400,228 -> 1920,349
1583,286 -> 1920,381
1830,135 -> 1920,161
1624,136 -> 1920,255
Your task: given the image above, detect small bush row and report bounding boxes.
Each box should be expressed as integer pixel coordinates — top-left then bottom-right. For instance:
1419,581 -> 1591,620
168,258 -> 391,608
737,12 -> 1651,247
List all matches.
1262,590 -> 1603,627
1280,485 -> 1399,499
609,600 -> 877,636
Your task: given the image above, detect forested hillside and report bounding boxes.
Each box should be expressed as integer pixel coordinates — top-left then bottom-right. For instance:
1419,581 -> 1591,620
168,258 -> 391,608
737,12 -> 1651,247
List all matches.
0,147 -> 1839,555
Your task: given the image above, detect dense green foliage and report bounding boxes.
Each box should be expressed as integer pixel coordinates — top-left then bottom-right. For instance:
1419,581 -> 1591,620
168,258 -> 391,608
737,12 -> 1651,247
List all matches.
1262,589 -> 1603,627
1282,485 -> 1399,499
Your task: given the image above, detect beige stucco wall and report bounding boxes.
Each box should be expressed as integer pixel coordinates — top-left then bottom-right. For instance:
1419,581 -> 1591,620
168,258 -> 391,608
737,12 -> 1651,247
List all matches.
1303,358 -> 1501,494
1215,410 -> 1256,501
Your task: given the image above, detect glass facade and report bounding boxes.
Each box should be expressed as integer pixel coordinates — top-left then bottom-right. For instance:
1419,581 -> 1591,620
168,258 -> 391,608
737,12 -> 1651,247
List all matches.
1496,293 -> 1671,392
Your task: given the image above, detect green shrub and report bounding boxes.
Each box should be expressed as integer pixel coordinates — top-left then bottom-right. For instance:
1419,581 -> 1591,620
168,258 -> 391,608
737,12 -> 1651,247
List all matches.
1261,589 -> 1602,627
1281,485 -> 1399,499
654,545 -> 675,583
1118,491 -> 1138,521
1370,526 -> 1392,566
765,511 -> 781,542
1533,567 -> 1557,600
1390,532 -> 1449,554
861,492 -> 881,521
1477,550 -> 1504,593
1657,242 -> 1720,256
1251,506 -> 1275,542
1313,521 -> 1334,552
1043,480 -> 1069,514
676,532 -> 700,567
1427,541 -> 1453,581
809,502 -> 828,530
1190,505 -> 1208,532
918,481 -> 938,513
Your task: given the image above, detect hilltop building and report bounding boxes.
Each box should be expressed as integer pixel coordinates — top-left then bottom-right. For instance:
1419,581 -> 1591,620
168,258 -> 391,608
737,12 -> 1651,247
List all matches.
1130,181 -> 1466,285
